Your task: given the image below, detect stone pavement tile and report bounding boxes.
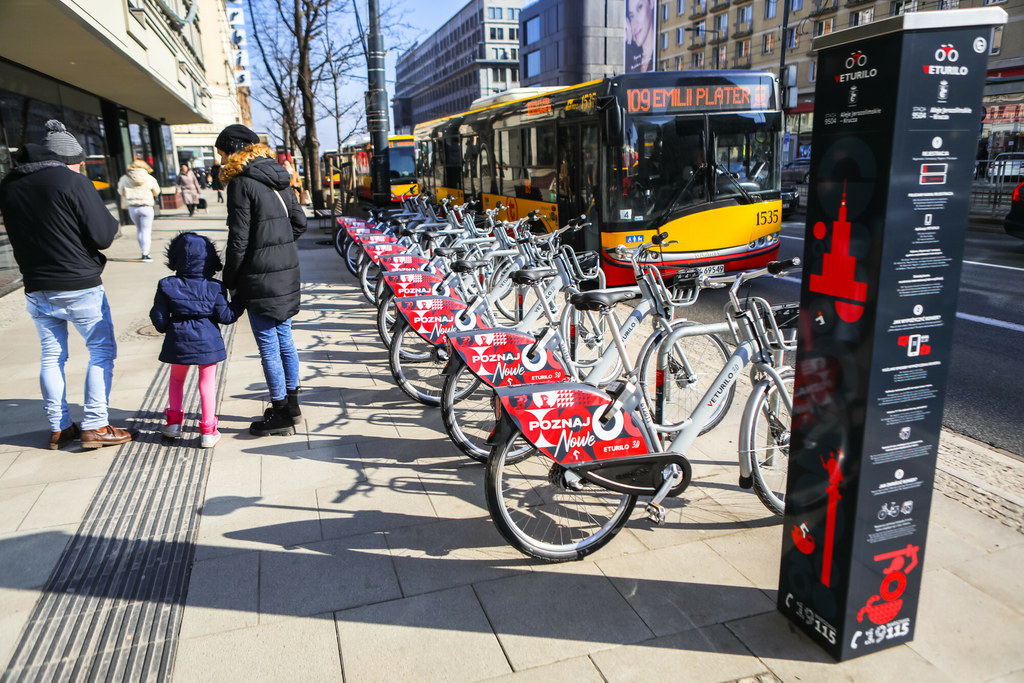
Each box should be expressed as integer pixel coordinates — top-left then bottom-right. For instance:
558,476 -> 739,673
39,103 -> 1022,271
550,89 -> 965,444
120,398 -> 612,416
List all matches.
175,614 -> 342,682
597,541 -> 775,638
258,533 -> 400,623
590,623 -> 769,683
334,585 -> 511,681
18,476 -> 104,531
316,475 -> 439,540
0,449 -> 115,489
481,656 -> 605,682
258,442 -> 364,498
0,589 -> 41,667
626,484 -> 752,552
948,543 -> 1024,616
921,519 -> 989,571
728,610 -> 949,682
415,464 -> 494,520
0,524 -> 76,589
0,450 -> 19,479
385,517 -> 535,597
704,523 -> 785,599
178,551 -> 260,639
694,466 -> 784,527
931,492 -> 1024,553
0,484 -> 42,533
195,488 -> 322,561
202,449 -> 261,501
473,564 -> 655,671
909,568 -> 1024,680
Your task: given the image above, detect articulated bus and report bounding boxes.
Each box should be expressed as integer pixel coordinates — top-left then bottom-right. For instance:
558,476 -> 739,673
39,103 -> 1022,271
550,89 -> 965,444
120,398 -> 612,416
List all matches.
332,135 -> 418,204
414,71 -> 783,285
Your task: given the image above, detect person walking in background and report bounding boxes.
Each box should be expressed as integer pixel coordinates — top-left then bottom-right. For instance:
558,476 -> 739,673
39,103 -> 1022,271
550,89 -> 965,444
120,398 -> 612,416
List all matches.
282,158 -> 303,204
0,120 -> 134,449
216,124 -> 307,437
176,163 -> 201,216
210,163 -> 224,203
150,232 -> 242,448
117,159 -> 160,261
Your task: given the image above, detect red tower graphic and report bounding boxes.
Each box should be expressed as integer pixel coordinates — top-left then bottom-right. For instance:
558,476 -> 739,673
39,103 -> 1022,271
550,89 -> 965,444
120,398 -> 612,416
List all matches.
808,188 -> 868,323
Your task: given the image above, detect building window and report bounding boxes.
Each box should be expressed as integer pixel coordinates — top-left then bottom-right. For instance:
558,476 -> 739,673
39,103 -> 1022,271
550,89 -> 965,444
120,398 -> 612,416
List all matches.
661,32 -> 669,49
889,0 -> 917,15
509,27 -> 517,40
677,27 -> 686,44
676,56 -> 685,68
809,59 -> 816,82
737,38 -> 750,57
990,25 -> 1002,53
511,48 -> 518,59
762,33 -> 774,53
695,19 -> 706,41
693,0 -> 707,13
493,67 -> 507,82
678,0 -> 686,13
936,0 -> 958,7
509,7 -> 520,19
511,67 -> 519,80
525,16 -> 540,44
715,13 -> 728,36
525,50 -> 541,77
786,28 -> 799,49
488,7 -> 502,19
983,0 -> 1005,4
717,45 -> 727,66
692,52 -> 704,68
791,0 -> 802,10
814,17 -> 834,36
737,5 -> 752,25
849,7 -> 873,26
663,3 -> 670,20
764,0 -> 777,19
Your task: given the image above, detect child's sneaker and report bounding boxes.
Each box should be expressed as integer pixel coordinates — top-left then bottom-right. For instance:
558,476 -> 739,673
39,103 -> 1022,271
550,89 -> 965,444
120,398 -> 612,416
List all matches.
200,418 -> 220,448
161,409 -> 184,439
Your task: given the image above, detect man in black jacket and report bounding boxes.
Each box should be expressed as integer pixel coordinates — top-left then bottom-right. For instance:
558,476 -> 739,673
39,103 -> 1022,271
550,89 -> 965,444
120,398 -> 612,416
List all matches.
0,120 -> 134,449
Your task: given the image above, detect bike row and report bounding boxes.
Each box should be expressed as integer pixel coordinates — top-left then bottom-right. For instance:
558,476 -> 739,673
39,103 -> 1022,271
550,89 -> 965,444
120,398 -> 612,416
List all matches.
330,196 -> 801,561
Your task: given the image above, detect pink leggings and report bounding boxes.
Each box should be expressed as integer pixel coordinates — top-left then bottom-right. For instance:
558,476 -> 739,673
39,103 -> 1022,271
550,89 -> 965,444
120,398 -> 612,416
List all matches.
168,363 -> 217,423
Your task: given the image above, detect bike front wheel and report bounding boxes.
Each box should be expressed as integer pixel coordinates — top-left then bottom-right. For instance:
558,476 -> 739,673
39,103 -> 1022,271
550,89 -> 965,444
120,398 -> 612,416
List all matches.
745,371 -> 794,516
485,429 -> 637,562
343,235 -> 363,278
639,324 -> 732,434
388,321 -> 447,406
376,290 -> 398,347
358,258 -> 382,304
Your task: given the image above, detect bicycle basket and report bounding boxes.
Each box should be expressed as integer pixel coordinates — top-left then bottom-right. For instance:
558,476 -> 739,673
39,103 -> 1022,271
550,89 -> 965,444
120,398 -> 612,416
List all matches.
768,301 -> 800,350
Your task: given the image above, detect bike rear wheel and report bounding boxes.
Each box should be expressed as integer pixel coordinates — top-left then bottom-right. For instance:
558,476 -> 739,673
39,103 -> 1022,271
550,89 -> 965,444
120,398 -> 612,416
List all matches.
441,362 -> 532,463
639,324 -> 733,435
485,428 -> 637,562
745,372 -> 794,516
388,321 -> 447,406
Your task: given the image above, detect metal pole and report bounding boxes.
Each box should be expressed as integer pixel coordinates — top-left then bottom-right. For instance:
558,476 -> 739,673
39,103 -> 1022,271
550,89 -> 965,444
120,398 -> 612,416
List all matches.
779,0 -> 792,105
366,0 -> 391,205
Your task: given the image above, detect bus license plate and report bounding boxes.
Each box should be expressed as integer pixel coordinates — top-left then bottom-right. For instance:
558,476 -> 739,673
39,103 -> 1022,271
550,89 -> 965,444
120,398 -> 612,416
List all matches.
700,264 -> 725,276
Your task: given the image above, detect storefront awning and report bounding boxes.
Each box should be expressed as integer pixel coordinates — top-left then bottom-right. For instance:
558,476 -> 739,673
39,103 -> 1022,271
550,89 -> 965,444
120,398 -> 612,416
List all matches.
786,101 -> 815,115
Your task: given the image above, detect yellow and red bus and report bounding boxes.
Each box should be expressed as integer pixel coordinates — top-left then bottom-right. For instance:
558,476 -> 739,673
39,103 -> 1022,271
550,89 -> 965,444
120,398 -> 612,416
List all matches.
414,71 -> 784,285
333,135 -> 418,204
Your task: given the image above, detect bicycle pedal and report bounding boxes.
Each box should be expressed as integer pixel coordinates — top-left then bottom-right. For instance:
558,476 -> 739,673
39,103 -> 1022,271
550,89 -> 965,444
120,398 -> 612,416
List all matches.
645,502 -> 667,525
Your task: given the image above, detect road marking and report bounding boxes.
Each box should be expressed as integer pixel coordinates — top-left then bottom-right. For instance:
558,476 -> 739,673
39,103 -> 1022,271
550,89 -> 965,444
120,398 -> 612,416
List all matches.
964,260 -> 1024,273
956,312 -> 1024,333
781,234 -> 804,241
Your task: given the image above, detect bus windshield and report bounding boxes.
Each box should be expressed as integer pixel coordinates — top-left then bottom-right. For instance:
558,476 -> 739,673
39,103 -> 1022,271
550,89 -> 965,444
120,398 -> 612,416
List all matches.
390,146 -> 416,183
605,112 -> 780,224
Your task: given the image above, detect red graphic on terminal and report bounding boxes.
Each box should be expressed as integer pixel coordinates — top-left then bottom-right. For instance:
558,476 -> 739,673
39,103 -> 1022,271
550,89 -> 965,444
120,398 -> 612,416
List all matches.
808,188 -> 868,323
821,452 -> 843,587
858,544 -> 920,625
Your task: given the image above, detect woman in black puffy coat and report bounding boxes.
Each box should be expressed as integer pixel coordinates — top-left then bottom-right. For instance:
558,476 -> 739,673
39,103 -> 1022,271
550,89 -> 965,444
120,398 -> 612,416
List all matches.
216,124 -> 307,437
150,232 -> 242,447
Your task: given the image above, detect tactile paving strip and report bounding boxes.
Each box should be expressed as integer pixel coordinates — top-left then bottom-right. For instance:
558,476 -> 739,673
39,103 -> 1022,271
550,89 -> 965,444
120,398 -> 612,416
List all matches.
2,326 -> 235,683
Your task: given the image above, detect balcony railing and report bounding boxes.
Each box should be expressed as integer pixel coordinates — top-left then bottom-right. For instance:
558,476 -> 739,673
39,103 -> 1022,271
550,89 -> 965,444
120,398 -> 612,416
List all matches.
733,55 -> 752,68
710,0 -> 730,11
733,22 -> 753,36
844,0 -> 873,7
710,30 -> 728,43
690,4 -> 708,17
689,37 -> 708,48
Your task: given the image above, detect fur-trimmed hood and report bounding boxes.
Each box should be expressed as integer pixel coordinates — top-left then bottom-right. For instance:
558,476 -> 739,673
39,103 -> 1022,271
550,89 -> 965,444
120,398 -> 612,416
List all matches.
219,143 -> 290,190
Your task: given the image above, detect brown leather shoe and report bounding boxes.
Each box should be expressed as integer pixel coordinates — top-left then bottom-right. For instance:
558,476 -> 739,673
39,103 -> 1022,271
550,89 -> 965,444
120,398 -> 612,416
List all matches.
48,423 -> 80,450
80,425 -> 134,449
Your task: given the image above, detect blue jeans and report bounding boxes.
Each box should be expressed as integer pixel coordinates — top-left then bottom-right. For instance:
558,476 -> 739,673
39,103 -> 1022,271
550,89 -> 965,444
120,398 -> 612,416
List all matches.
248,312 -> 298,402
25,286 -> 117,432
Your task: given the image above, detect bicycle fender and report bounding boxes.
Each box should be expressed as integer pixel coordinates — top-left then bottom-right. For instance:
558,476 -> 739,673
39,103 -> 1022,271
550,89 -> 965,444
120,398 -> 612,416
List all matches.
394,296 -> 470,346
447,328 -> 569,388
379,254 -> 431,273
345,226 -> 381,240
495,383 -> 652,465
382,270 -> 447,298
352,232 -> 395,245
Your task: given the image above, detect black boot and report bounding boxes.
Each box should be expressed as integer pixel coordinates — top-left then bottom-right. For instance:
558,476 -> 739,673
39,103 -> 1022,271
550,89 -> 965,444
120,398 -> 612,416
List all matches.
249,399 -> 295,436
286,388 -> 302,425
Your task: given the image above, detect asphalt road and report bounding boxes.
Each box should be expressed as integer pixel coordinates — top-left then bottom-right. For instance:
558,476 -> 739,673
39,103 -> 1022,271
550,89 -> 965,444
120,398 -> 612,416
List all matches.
686,213 -> 1024,459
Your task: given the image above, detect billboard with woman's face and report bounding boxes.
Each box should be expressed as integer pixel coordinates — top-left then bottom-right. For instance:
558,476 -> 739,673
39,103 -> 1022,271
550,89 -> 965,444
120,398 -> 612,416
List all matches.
625,0 -> 656,73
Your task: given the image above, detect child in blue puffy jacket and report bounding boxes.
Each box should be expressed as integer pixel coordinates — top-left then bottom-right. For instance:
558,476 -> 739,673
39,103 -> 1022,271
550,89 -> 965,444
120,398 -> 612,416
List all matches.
150,232 -> 242,447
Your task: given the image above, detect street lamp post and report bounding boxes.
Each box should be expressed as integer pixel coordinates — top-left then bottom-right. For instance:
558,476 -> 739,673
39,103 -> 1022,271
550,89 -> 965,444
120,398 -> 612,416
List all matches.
683,27 -> 721,69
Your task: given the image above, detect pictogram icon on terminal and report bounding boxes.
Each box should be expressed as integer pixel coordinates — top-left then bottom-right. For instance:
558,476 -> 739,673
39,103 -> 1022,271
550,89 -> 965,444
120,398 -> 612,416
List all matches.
808,187 -> 868,323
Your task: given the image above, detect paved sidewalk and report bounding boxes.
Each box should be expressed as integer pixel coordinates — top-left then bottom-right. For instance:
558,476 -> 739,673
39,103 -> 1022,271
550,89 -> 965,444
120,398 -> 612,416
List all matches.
0,195 -> 1022,681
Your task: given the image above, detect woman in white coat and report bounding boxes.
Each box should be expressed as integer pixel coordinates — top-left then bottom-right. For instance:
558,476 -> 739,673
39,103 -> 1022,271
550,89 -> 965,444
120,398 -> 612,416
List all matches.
117,159 -> 161,261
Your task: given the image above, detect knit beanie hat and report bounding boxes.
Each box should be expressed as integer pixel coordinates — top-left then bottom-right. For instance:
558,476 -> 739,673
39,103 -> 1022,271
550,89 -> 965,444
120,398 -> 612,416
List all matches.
215,124 -> 260,154
42,120 -> 84,164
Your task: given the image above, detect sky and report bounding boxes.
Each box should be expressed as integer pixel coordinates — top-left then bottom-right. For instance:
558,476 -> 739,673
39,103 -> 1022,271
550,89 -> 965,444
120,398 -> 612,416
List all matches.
249,0 -> 477,152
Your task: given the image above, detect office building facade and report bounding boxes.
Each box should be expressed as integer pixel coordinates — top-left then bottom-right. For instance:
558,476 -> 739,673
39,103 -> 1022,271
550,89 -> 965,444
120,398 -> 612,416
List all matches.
518,0 -> 627,87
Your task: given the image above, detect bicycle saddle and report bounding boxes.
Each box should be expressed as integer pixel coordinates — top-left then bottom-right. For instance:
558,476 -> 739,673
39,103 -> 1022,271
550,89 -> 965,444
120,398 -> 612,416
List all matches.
510,268 -> 557,286
451,259 -> 490,273
570,287 -> 643,311
433,246 -> 458,258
